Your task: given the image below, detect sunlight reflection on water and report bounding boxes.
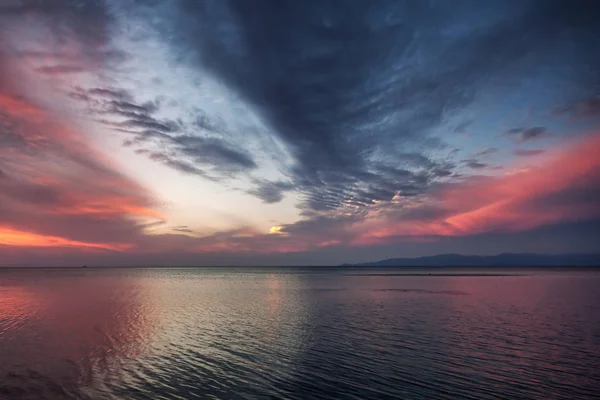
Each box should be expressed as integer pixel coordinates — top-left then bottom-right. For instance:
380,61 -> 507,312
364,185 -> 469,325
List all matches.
1,268 -> 599,399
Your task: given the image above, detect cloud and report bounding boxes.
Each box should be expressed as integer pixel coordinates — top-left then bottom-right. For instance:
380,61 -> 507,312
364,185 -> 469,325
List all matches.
248,180 -> 295,204
72,86 -> 258,178
85,87 -> 133,101
474,148 -> 498,157
571,98 -> 600,117
0,226 -> 130,251
147,152 -> 211,179
0,80 -> 160,250
463,160 -> 490,170
0,0 -> 117,66
35,65 -> 86,75
176,136 -> 257,171
172,226 -> 195,234
18,0 -> 596,214
150,0 -> 600,213
355,133 -> 600,244
514,149 -> 546,157
555,96 -> 600,118
503,127 -> 546,143
141,133 -> 600,255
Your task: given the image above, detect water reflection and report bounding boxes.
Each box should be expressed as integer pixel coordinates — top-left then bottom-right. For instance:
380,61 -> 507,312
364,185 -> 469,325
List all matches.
265,273 -> 283,315
0,268 -> 599,399
128,270 -> 312,398
0,269 -> 154,399
0,286 -> 41,339
439,275 -> 600,398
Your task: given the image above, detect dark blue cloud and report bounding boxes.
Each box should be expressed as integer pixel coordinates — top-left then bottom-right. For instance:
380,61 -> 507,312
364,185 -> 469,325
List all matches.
155,0 -> 600,212
248,180 -> 295,204
72,87 -> 257,178
503,127 -> 547,143
514,149 -> 545,157
463,160 -> 490,170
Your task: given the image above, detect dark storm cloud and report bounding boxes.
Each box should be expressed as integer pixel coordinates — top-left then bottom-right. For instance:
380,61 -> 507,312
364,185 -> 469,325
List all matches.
149,0 -> 600,212
503,127 -> 547,143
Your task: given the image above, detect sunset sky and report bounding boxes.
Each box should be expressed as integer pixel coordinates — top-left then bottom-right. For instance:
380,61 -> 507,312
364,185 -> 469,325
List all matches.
1,0 -> 599,266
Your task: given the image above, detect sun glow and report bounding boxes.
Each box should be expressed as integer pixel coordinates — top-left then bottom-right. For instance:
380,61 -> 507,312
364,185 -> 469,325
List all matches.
269,226 -> 284,235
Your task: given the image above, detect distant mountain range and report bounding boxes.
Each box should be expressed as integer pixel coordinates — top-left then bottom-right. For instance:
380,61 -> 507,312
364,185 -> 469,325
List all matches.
345,253 -> 600,267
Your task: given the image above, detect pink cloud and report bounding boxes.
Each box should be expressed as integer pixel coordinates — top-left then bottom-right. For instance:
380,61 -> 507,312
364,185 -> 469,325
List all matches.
355,133 -> 600,245
35,65 -> 86,75
0,66 -> 161,252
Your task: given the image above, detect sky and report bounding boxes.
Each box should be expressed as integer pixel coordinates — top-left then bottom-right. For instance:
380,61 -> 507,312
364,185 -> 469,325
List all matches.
1,0 -> 599,266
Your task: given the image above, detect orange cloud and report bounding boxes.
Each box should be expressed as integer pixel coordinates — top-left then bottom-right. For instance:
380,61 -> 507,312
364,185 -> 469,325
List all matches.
50,197 -> 161,220
0,226 -> 130,251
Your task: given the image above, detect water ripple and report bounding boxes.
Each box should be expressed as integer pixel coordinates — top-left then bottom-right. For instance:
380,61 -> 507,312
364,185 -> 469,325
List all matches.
0,268 -> 599,399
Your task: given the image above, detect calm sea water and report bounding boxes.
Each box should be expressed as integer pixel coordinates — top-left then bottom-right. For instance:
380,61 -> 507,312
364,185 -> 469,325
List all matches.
1,268 -> 599,400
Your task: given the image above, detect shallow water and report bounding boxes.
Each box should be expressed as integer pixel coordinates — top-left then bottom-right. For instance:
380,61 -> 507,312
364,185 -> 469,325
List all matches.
1,268 -> 599,399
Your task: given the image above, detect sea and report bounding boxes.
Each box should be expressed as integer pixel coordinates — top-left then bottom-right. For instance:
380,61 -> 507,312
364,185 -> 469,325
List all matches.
1,267 -> 599,400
